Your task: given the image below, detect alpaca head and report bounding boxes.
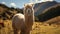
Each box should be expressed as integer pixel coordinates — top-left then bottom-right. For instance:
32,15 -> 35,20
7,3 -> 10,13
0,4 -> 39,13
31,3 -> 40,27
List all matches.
24,3 -> 34,16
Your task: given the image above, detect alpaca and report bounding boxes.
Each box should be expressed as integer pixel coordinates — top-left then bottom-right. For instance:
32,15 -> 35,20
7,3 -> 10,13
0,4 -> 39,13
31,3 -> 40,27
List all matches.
12,3 -> 34,34
12,5 -> 34,34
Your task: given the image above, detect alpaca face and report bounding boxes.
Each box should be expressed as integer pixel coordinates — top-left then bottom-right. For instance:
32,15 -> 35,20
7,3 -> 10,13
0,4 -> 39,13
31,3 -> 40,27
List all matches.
24,4 -> 34,16
26,7 -> 32,16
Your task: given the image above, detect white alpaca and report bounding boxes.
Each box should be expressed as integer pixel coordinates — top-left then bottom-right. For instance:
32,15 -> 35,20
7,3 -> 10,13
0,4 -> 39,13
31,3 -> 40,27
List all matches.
12,13 -> 25,34
12,3 -> 34,34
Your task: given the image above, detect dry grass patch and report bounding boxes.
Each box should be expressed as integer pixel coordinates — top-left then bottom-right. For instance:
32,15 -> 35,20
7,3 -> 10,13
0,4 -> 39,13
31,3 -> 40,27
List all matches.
0,20 -> 60,34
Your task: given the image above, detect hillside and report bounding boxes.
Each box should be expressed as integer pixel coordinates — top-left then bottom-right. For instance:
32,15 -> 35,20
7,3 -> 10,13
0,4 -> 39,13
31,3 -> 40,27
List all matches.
34,1 -> 58,16
37,4 -> 60,22
0,4 -> 23,20
0,1 -> 60,22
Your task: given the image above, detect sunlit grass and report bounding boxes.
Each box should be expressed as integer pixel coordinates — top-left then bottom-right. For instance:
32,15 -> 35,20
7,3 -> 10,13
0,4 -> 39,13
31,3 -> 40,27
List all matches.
0,20 -> 60,34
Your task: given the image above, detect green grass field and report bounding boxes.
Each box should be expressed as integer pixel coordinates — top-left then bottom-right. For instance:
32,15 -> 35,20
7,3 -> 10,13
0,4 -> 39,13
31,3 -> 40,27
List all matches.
0,20 -> 60,34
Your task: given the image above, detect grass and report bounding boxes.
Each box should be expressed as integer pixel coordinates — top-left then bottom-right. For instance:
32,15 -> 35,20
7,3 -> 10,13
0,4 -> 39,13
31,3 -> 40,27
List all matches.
0,20 -> 60,34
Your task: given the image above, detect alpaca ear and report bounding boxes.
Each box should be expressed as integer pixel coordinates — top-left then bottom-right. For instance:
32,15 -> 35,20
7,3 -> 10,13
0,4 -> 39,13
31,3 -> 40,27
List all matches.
31,4 -> 34,8
24,4 -> 25,6
31,3 -> 33,5
24,4 -> 27,8
24,4 -> 26,7
24,4 -> 27,7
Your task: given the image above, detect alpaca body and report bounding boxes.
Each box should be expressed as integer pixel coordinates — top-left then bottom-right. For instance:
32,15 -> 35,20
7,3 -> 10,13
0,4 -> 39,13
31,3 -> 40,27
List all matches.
12,13 -> 25,34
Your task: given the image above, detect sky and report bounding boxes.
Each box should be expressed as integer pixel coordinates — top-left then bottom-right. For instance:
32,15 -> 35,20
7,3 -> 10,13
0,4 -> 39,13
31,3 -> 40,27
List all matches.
0,0 -> 60,8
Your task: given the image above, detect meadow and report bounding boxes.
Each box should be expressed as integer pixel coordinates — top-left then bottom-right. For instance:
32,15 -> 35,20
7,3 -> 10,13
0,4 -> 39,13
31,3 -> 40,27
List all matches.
0,20 -> 60,34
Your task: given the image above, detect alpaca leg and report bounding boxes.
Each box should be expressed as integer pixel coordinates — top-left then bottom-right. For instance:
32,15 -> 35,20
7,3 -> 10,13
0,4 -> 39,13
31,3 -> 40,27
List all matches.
13,29 -> 18,34
20,28 -> 26,34
20,29 -> 30,34
25,29 -> 30,34
20,27 -> 31,34
20,30 -> 25,34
